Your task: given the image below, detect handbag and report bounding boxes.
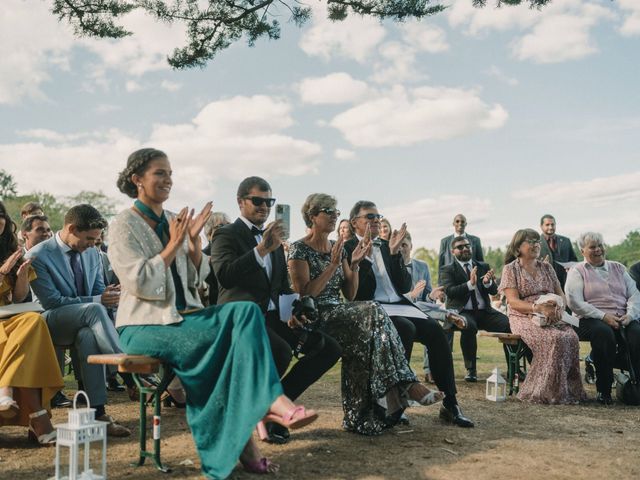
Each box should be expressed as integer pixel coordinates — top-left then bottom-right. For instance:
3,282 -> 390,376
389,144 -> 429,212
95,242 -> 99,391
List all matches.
615,325 -> 640,406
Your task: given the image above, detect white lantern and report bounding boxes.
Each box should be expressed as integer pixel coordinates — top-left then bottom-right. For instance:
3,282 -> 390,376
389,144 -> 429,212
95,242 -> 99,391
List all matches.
485,367 -> 507,402
52,391 -> 108,480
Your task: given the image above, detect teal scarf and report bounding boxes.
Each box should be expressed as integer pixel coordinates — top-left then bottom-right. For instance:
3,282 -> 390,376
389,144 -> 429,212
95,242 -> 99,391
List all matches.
134,200 -> 186,311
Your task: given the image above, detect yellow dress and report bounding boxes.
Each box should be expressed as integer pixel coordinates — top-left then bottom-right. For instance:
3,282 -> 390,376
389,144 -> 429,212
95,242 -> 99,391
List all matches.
0,271 -> 64,427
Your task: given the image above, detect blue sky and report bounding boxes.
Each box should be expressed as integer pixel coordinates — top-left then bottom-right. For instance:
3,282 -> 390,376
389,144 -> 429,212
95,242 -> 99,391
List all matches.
1,0 -> 639,251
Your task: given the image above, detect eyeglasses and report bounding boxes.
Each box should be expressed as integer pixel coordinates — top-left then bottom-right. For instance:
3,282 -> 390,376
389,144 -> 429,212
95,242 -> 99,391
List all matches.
318,208 -> 340,217
244,196 -> 276,207
525,239 -> 541,246
453,244 -> 471,250
355,213 -> 384,220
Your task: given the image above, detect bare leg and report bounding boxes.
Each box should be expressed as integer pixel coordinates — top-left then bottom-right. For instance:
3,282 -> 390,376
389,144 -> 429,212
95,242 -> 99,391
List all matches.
239,438 -> 279,473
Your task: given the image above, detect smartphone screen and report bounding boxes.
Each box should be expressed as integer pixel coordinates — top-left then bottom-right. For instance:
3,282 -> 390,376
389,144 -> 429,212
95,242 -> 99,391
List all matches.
275,204 -> 290,240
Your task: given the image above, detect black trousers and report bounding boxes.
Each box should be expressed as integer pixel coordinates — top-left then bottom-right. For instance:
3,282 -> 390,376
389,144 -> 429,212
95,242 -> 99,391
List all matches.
390,315 -> 457,397
575,318 -> 640,395
455,309 -> 511,371
265,311 -> 341,401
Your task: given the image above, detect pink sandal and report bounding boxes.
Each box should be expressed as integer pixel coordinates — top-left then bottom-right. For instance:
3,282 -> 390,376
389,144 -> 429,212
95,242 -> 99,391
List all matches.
263,406 -> 318,430
242,457 -> 279,474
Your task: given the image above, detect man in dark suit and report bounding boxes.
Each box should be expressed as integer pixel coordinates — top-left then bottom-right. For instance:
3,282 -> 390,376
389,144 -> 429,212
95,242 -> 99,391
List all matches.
438,214 -> 483,275
440,236 -> 511,382
344,200 -> 474,428
539,214 -> 578,288
210,177 -> 341,443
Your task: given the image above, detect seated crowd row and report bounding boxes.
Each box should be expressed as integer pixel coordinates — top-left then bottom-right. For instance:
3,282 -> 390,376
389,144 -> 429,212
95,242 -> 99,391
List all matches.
1,148 -> 639,480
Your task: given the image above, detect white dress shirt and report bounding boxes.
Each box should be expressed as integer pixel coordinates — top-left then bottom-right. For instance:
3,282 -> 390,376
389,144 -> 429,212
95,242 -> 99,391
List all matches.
356,234 -> 403,304
454,258 -> 492,310
239,216 -> 276,311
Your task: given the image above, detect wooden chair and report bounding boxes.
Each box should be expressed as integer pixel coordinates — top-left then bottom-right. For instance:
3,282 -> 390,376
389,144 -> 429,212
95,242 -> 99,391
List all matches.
88,353 -> 173,473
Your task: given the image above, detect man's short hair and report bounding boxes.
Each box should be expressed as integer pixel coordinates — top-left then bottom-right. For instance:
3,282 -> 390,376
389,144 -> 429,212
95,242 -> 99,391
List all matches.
64,204 -> 108,231
349,200 -> 377,222
21,201 -> 43,217
237,177 -> 271,198
540,214 -> 555,225
21,214 -> 49,232
452,235 -> 468,246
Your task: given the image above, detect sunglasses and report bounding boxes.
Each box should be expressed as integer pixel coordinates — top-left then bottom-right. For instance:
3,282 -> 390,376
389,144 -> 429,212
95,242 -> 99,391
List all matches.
356,213 -> 384,220
318,208 -> 341,217
454,244 -> 471,250
244,196 -> 276,207
525,239 -> 541,246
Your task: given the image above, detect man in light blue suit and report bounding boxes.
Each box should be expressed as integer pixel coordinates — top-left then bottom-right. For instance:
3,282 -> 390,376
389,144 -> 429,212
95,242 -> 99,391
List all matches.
26,204 -> 130,436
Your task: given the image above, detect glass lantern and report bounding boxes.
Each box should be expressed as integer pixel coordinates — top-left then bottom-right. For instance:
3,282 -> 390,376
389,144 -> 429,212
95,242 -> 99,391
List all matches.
52,391 -> 108,480
485,367 -> 507,402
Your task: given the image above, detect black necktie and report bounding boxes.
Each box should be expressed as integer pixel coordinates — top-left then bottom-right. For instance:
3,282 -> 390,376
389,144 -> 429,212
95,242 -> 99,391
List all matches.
68,251 -> 86,296
251,226 -> 264,236
464,263 -> 479,311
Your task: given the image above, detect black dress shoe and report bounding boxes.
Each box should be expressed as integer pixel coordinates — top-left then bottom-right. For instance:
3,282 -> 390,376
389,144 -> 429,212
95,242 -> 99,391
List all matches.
464,369 -> 478,383
265,422 -> 290,444
106,376 -> 126,392
439,404 -> 474,428
584,355 -> 596,385
596,392 -> 613,405
50,391 -> 73,408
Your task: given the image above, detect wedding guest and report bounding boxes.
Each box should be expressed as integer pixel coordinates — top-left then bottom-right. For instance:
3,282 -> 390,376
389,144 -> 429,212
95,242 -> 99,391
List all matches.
629,261 -> 640,291
438,214 -> 484,275
379,218 -> 392,241
0,202 -> 63,445
500,228 -> 586,404
202,212 -> 231,305
539,214 -> 578,288
20,202 -> 44,219
288,194 -> 443,435
565,232 -> 640,405
21,215 -> 53,251
109,148 -> 317,478
337,219 -> 353,242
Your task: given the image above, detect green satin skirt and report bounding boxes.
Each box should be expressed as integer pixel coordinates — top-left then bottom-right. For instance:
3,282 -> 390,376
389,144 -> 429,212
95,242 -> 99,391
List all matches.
119,301 -> 282,479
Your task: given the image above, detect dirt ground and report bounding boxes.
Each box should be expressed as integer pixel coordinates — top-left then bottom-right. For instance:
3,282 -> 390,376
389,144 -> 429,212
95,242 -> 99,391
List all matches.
2,339 -> 640,480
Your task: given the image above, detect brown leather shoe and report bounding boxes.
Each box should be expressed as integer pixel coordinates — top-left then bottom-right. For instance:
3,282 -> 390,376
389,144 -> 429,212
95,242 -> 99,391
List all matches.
97,414 -> 131,437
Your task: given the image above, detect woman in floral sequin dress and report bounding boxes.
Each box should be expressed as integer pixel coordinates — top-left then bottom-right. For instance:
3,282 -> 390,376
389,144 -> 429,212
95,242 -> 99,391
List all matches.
288,193 -> 442,435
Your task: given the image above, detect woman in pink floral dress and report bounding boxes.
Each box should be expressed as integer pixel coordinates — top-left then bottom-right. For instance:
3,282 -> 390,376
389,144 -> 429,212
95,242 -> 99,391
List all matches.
499,229 -> 586,404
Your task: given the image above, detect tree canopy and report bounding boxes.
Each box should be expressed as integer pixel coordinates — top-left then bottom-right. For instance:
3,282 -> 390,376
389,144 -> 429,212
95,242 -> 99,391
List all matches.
52,0 -> 552,69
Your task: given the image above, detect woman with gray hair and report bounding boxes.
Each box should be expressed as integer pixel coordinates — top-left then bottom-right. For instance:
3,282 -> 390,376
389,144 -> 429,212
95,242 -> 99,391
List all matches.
288,193 -> 443,436
565,232 -> 640,404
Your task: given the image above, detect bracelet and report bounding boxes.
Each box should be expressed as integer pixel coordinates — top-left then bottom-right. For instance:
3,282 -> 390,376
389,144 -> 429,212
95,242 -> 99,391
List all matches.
351,263 -> 360,272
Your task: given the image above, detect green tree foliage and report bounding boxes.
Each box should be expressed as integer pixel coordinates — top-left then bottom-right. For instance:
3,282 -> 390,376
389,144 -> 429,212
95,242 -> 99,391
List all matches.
602,230 -> 640,267
413,246 -> 439,285
0,170 -> 18,199
67,191 -> 117,218
52,0 -> 552,69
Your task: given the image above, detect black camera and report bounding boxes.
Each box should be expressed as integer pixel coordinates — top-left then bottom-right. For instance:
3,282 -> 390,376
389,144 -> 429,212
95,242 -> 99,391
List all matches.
291,295 -> 322,358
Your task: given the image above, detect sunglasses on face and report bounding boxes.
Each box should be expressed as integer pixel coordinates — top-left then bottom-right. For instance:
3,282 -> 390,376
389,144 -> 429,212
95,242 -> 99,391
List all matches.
356,213 -> 384,221
525,239 -> 541,246
244,196 -> 276,207
318,208 -> 341,217
454,244 -> 471,250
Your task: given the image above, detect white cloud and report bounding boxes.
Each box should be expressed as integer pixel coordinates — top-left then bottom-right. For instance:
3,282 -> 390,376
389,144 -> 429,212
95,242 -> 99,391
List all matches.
330,85 -> 508,147
448,0 -> 615,64
400,21 -> 450,54
485,66 -> 519,86
1,95 -> 321,208
95,104 -> 122,114
619,0 -> 640,36
371,41 -> 424,85
125,80 -> 143,92
334,148 -> 356,161
299,3 -> 386,62
382,195 -> 493,251
0,0 -> 75,104
513,171 -> 640,207
298,73 -> 370,105
160,80 -> 183,92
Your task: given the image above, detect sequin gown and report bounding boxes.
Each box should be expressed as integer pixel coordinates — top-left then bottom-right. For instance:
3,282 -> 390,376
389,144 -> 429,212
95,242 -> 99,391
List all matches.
499,260 -> 586,404
289,240 -> 416,435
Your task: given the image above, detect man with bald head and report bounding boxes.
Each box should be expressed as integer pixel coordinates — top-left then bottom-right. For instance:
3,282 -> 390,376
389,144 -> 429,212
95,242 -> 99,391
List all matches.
438,214 -> 484,275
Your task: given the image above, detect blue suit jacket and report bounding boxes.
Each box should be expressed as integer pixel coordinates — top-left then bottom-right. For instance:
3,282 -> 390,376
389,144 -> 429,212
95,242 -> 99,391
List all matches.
26,236 -> 105,311
409,258 -> 433,302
